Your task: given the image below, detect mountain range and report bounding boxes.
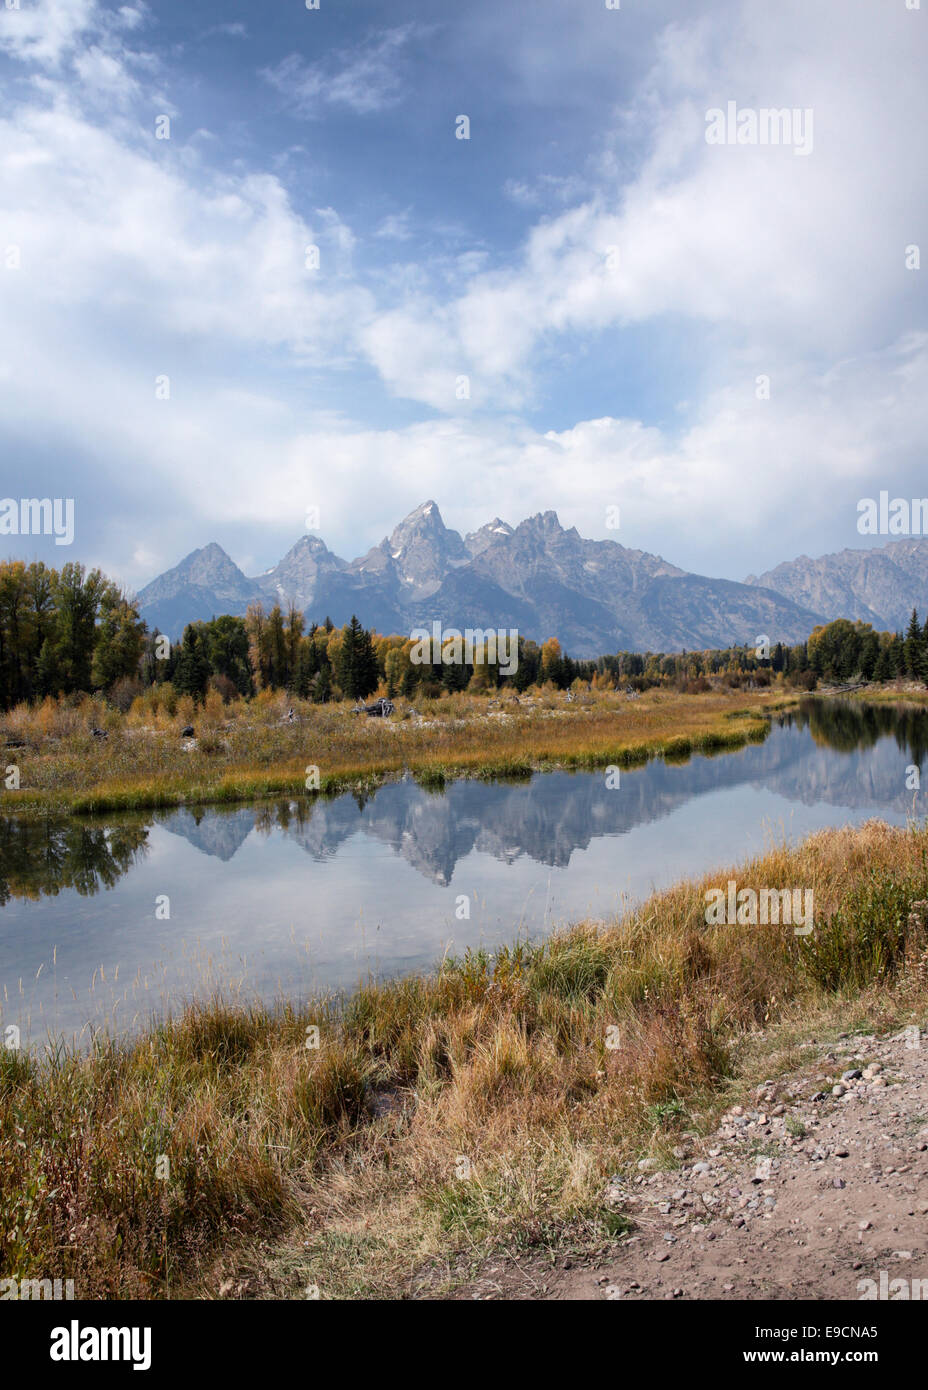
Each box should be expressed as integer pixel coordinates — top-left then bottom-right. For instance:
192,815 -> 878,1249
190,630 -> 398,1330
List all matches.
136,502 -> 928,657
744,538 -> 928,634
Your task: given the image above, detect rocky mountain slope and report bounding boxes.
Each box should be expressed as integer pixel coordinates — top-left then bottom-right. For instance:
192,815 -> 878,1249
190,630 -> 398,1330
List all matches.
138,501 -> 827,655
746,537 -> 928,633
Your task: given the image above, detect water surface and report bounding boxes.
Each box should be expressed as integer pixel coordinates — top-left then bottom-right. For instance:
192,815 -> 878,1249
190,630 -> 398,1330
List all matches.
1,698 -> 925,1044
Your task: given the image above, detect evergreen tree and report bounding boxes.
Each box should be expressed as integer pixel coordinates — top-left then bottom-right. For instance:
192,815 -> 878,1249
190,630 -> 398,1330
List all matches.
904,609 -> 926,680
858,630 -> 879,680
173,626 -> 211,699
337,616 -> 379,699
890,633 -> 906,676
873,641 -> 893,682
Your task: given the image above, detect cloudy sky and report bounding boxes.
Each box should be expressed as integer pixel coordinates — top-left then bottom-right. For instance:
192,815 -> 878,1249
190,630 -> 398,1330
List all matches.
1,0 -> 926,590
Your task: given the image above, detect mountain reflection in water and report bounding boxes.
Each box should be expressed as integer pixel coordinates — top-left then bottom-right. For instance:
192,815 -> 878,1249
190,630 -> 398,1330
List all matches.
1,698 -> 925,1042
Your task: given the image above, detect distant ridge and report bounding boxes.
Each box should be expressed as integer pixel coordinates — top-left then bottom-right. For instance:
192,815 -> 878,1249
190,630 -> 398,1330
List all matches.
137,502 -> 842,656
745,536 -> 928,633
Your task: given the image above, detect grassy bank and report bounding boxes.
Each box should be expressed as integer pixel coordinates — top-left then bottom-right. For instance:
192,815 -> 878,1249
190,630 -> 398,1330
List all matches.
2,818 -> 927,1298
0,686 -> 789,818
839,682 -> 928,709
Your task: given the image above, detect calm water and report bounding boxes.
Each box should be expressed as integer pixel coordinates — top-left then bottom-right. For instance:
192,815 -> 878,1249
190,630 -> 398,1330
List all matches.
2,698 -> 927,1045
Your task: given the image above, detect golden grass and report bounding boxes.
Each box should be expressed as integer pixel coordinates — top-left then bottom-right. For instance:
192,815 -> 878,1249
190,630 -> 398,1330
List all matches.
0,686 -> 792,818
2,817 -> 927,1299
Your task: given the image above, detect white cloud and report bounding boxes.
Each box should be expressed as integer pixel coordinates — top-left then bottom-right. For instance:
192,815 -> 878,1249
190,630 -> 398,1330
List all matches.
72,44 -> 141,104
0,100 -> 372,351
0,0 -> 926,594
375,210 -> 413,242
0,0 -> 99,68
261,26 -> 423,118
58,329 -> 928,588
355,1 -> 927,408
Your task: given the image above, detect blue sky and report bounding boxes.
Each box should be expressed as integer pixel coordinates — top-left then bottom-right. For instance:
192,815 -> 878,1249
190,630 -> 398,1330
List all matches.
1,0 -> 926,590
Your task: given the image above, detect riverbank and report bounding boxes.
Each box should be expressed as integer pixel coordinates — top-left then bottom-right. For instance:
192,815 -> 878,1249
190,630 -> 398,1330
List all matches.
0,686 -> 790,818
1,817 -> 926,1299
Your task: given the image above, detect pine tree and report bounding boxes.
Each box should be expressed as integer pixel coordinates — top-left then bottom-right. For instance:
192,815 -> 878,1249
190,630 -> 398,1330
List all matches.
173,626 -> 210,699
904,609 -> 926,680
872,638 -> 892,683
337,616 -> 379,700
890,633 -> 906,677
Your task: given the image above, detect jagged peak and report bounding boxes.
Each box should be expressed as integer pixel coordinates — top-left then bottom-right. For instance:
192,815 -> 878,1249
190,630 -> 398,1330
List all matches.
519,509 -> 564,530
171,541 -> 241,574
399,499 -> 442,524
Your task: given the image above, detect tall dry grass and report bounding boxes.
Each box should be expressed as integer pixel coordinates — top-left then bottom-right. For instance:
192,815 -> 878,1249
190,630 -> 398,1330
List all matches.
2,819 -> 927,1298
0,686 -> 786,817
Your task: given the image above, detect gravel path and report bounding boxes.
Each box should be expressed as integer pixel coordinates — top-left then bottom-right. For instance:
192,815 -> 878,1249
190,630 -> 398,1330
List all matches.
459,1028 -> 928,1301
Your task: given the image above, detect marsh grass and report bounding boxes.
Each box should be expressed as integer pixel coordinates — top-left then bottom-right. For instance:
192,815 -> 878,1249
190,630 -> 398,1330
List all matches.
0,687 -> 788,818
2,818 -> 927,1298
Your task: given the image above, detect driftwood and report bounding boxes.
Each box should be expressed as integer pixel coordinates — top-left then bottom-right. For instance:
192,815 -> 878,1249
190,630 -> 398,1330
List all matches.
359,697 -> 395,718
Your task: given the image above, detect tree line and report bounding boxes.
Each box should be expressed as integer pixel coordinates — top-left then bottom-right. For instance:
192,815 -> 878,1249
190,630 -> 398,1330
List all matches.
598,613 -> 928,690
162,608 -> 586,702
2,556 -> 927,711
